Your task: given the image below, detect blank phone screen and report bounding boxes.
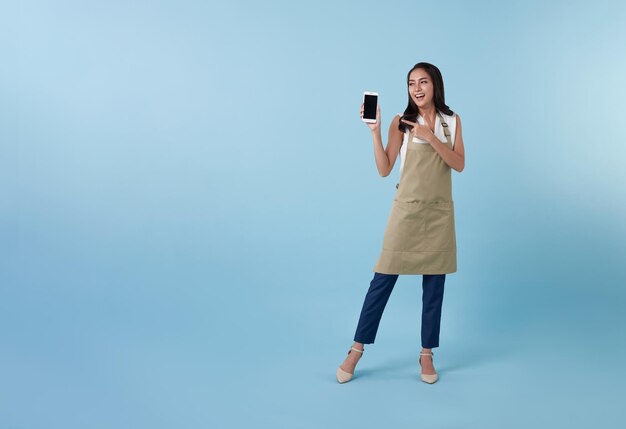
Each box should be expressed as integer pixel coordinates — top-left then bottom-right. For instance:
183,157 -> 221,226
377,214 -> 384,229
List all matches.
363,94 -> 377,120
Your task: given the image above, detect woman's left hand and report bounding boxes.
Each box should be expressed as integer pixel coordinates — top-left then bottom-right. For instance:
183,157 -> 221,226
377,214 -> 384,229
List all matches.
400,118 -> 435,143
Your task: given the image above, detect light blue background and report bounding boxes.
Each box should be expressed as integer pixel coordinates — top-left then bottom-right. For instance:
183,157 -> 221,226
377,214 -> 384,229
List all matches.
2,0 -> 626,427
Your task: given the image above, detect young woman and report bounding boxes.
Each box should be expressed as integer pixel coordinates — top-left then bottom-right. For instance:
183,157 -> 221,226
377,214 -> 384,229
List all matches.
336,62 -> 465,384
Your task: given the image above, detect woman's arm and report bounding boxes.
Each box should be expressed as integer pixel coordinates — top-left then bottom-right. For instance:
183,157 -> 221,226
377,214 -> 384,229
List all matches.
399,114 -> 465,172
372,114 -> 404,177
426,114 -> 465,172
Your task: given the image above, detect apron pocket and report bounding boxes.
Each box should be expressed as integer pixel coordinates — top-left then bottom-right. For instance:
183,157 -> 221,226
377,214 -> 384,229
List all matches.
423,201 -> 454,251
382,200 -> 454,253
382,200 -> 427,252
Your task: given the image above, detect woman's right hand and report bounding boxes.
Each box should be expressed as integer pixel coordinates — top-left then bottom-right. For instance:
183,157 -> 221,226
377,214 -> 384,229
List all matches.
360,102 -> 381,132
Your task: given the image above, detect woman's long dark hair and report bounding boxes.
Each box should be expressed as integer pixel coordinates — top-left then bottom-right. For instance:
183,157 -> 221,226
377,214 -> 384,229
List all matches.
398,62 -> 454,133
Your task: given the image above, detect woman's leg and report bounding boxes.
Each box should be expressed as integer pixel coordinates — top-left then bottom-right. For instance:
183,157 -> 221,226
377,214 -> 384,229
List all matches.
421,274 -> 445,348
353,272 -> 400,344
339,272 -> 399,377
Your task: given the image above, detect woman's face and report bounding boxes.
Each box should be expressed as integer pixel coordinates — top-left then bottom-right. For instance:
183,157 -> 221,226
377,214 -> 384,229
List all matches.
408,68 -> 434,109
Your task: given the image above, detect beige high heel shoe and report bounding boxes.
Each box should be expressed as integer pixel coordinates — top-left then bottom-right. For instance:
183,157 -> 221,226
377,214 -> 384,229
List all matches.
336,346 -> 364,383
419,351 -> 439,384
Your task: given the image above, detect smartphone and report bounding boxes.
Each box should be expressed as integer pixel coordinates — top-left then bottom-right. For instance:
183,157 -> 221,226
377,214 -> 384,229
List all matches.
362,91 -> 378,123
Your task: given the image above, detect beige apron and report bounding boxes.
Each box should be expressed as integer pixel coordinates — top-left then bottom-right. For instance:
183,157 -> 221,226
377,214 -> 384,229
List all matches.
373,112 -> 457,275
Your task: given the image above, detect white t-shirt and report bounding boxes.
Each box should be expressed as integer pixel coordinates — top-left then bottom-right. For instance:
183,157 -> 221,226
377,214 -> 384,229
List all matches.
397,111 -> 457,176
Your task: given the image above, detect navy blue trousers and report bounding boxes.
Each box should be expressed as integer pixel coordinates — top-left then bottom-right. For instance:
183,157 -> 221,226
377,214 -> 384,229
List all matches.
353,272 -> 446,348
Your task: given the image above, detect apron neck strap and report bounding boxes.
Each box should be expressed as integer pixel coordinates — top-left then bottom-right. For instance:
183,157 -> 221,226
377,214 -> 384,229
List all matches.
437,112 -> 453,146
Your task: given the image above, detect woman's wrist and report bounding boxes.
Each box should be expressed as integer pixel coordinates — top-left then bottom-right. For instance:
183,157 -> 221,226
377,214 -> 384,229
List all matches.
426,134 -> 439,146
